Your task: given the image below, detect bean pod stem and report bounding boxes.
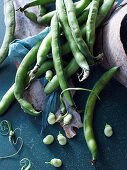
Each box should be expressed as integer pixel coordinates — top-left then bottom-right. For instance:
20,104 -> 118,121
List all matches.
20,158 -> 31,170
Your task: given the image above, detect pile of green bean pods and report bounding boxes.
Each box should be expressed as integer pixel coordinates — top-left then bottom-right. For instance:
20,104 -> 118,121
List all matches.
0,0 -> 117,165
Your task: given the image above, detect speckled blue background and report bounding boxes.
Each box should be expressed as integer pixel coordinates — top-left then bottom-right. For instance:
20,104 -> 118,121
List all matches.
0,0 -> 127,170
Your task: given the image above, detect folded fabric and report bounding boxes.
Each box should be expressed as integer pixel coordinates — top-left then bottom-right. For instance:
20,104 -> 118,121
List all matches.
8,27 -> 50,64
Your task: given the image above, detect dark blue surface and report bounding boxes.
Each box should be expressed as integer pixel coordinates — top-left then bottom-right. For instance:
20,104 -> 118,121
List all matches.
0,0 -> 127,170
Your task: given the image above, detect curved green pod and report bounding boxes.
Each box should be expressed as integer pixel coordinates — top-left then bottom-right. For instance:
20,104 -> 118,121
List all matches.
0,61 -> 53,116
84,67 -> 119,164
0,0 -> 15,64
14,41 -> 42,116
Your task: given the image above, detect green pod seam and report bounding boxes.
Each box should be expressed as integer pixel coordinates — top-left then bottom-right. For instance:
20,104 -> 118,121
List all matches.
51,14 -> 74,106
56,0 -> 90,81
37,32 -> 52,66
44,0 -> 115,94
96,0 -> 115,27
61,6 -> 90,56
77,7 -> 90,26
81,0 -> 115,38
37,1 -> 94,71
78,0 -> 103,28
61,0 -> 115,57
36,0 -> 91,74
86,0 -> 100,54
0,61 -> 53,116
64,0 -> 94,65
83,66 -> 119,164
37,0 -> 90,25
14,41 -> 42,116
37,6 -> 91,78
0,0 -> 15,64
31,32 -> 52,75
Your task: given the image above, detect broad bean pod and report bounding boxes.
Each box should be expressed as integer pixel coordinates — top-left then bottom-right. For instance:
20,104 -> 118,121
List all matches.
61,0 -> 115,57
56,0 -> 90,81
35,1 -> 95,75
75,0 -> 92,16
86,0 -> 100,54
44,0 -> 115,94
38,0 -> 91,25
64,0 -> 94,66
96,0 -> 115,27
81,0 -> 115,37
51,14 -> 74,106
14,40 -> 52,116
77,7 -> 90,26
31,32 -> 52,77
0,61 -> 53,116
83,66 -> 119,164
14,41 -> 42,116
78,0 -> 103,28
0,0 -> 15,64
32,1 -> 91,75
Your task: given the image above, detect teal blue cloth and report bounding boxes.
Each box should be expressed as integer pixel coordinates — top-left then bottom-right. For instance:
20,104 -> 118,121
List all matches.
8,27 -> 50,63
